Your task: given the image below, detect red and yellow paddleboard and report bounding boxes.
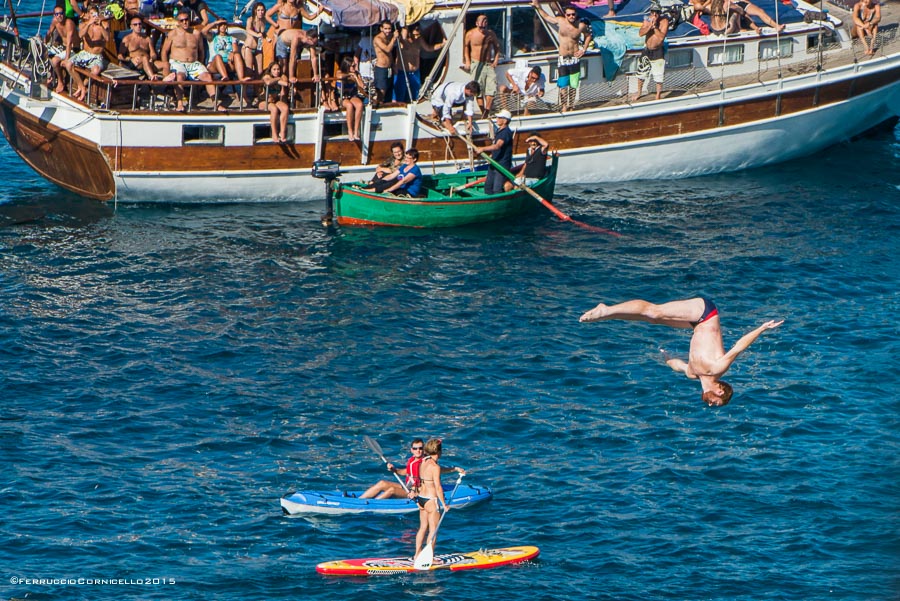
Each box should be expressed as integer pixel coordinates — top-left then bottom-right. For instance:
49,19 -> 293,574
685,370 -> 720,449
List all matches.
316,545 -> 539,576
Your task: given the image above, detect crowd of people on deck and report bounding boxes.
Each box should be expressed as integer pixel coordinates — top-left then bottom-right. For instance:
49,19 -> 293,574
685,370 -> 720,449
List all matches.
41,0 -> 881,125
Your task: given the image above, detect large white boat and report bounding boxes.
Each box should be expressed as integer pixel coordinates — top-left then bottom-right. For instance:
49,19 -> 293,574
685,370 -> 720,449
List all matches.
0,0 -> 897,202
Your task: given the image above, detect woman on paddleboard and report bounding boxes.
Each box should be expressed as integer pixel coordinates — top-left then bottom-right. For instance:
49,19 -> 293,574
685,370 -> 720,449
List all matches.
414,439 -> 465,563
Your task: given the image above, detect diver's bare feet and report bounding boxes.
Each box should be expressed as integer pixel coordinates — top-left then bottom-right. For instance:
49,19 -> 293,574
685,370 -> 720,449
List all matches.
579,303 -> 610,322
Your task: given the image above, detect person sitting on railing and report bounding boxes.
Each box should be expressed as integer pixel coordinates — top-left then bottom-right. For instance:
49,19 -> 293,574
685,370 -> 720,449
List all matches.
852,0 -> 881,55
260,61 -> 290,142
61,7 -> 110,101
207,19 -> 251,81
161,11 -> 222,111
118,16 -> 163,79
46,6 -> 78,93
336,56 -> 365,142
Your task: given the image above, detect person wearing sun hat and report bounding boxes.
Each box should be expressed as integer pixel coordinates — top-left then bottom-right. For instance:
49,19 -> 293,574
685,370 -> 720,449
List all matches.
474,109 -> 514,195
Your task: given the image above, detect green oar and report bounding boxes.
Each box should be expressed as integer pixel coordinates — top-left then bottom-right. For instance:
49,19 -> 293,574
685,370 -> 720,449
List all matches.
363,435 -> 409,493
414,473 -> 464,571
453,131 -> 620,236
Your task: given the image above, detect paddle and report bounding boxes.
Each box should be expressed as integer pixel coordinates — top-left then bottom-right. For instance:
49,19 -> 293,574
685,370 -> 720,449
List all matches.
414,473 -> 464,571
363,435 -> 409,493
452,131 -> 621,237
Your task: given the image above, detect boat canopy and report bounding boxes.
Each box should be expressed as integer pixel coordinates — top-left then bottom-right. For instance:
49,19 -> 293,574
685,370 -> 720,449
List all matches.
321,0 -> 398,27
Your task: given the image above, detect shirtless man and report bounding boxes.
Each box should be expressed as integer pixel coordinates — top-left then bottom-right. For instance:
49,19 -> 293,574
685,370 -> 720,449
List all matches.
61,8 -> 109,101
281,27 -> 319,83
580,297 -> 783,407
393,24 -> 443,104
46,7 -> 76,93
463,14 -> 501,117
532,1 -> 592,112
373,20 -> 398,105
118,17 -> 162,80
161,12 -> 219,111
632,4 -> 669,101
852,0 -> 881,55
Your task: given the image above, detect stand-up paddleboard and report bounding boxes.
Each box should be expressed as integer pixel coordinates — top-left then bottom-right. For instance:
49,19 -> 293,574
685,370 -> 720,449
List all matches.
316,545 -> 539,576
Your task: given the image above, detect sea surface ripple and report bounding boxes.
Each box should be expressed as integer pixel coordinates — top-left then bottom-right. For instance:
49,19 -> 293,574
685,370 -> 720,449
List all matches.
0,121 -> 897,600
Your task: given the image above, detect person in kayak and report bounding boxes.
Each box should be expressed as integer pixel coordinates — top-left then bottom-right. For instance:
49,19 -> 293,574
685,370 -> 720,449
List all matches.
361,437 -> 465,499
579,297 -> 783,406
360,438 -> 425,499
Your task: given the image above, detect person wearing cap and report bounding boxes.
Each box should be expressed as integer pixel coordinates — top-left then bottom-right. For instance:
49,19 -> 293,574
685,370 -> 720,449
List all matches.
474,110 -> 514,195
631,3 -> 669,102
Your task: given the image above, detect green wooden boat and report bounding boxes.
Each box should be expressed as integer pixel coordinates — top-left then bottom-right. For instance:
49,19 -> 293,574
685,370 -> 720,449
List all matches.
334,155 -> 558,228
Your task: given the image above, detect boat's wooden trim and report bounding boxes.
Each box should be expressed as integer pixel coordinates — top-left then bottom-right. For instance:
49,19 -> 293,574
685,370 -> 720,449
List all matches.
92,63 -> 899,176
0,98 -> 115,200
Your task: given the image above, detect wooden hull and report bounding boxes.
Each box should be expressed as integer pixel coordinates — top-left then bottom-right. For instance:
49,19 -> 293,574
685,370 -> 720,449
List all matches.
334,156 -> 558,228
316,545 -> 540,576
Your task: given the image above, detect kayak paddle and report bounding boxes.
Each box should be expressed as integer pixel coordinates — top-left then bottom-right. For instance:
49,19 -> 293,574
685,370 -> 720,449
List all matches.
414,473 -> 464,570
363,435 -> 409,492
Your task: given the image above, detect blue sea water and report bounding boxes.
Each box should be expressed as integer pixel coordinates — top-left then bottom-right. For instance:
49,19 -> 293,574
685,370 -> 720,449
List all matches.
0,10 -> 899,595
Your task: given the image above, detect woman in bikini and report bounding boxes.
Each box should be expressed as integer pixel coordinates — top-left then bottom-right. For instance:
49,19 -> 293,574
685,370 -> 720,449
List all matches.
336,56 -> 365,141
413,439 -> 465,563
260,61 -> 290,142
242,2 -> 268,76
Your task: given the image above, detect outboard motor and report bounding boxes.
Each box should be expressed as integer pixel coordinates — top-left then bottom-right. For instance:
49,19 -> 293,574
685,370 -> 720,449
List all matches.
312,159 -> 341,227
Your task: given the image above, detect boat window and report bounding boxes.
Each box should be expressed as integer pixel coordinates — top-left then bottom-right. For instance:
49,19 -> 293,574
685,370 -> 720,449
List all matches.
182,124 -> 224,145
708,44 -> 744,66
511,7 -> 556,56
667,49 -> 694,69
759,38 -> 793,60
253,123 -> 294,144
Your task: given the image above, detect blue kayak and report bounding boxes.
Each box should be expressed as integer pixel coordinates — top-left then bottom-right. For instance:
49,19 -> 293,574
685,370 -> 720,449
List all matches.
280,483 -> 493,516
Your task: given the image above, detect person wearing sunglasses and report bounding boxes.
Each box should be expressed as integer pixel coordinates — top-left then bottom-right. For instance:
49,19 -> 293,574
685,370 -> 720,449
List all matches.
531,0 -> 593,112
161,15 -> 222,111
118,17 -> 163,80
361,438 -> 465,499
45,8 -> 75,93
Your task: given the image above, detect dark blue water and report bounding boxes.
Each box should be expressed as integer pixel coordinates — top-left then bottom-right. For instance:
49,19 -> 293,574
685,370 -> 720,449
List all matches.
2,37 -> 899,599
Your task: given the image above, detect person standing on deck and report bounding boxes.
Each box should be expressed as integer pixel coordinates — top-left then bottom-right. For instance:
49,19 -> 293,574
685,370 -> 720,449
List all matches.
474,109 -> 514,195
463,14 -> 501,117
579,297 -> 783,407
373,20 -> 399,105
631,3 -> 669,102
531,1 -> 592,112
393,24 -> 444,104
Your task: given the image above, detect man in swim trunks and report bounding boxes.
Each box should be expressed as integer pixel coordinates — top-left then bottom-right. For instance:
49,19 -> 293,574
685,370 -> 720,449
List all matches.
631,3 -> 669,102
463,14 -> 500,117
532,1 -> 593,112
580,297 -> 784,406
62,8 -> 109,101
161,12 -> 220,111
118,16 -> 163,80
